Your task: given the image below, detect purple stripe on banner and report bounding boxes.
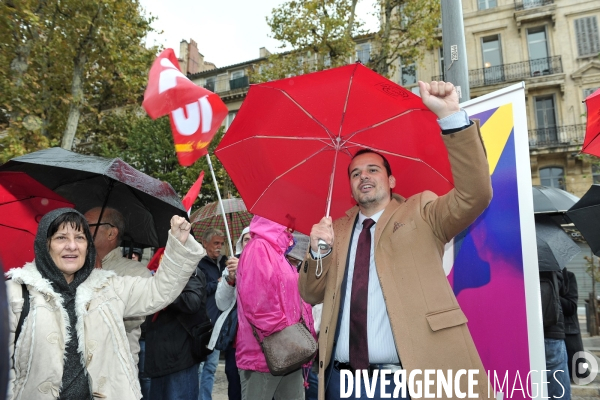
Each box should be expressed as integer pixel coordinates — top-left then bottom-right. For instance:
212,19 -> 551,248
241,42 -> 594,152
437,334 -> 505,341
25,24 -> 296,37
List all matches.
472,107 -> 498,126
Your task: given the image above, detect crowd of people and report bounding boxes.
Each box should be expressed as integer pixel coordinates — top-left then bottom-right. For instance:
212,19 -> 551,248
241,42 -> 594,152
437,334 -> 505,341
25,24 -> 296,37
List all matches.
2,79 -> 586,400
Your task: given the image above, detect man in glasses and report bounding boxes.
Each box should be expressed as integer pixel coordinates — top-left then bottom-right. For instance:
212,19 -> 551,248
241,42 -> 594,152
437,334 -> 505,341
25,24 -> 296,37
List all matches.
84,207 -> 151,383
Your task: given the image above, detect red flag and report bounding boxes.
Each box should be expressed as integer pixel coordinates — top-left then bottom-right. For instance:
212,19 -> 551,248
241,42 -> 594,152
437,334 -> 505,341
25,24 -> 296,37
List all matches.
182,171 -> 204,214
142,48 -> 228,166
146,247 -> 165,273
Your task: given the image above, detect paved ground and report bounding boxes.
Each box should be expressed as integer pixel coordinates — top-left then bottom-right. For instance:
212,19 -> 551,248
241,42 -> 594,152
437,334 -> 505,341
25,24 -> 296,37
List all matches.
212,360 -> 229,400
211,317 -> 600,400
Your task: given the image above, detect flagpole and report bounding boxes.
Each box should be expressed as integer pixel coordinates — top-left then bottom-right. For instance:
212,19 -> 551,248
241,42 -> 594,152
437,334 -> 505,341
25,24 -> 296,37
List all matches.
205,154 -> 235,256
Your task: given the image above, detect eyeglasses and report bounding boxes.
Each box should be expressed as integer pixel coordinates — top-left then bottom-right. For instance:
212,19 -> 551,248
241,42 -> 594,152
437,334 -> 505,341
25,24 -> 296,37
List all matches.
88,222 -> 115,228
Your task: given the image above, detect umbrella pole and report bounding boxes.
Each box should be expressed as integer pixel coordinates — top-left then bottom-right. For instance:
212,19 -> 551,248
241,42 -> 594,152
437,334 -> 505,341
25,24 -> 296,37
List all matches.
318,149 -> 339,252
205,154 -> 235,256
93,180 -> 115,242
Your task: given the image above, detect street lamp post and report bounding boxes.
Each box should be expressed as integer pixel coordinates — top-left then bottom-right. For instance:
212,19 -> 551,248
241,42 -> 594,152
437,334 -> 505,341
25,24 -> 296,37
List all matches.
441,0 -> 470,101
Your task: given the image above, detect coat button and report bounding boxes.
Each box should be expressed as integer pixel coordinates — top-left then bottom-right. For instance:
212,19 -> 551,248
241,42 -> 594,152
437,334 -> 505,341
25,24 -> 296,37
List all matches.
320,361 -> 323,368
304,261 -> 308,273
325,327 -> 328,333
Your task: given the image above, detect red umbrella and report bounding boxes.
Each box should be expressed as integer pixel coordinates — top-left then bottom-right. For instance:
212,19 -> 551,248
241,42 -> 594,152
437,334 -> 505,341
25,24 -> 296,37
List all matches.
215,63 -> 453,235
582,88 -> 600,157
0,171 -> 73,271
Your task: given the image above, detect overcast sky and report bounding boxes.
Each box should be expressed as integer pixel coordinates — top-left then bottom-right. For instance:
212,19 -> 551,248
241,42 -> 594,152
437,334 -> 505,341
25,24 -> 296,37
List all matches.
138,0 -> 379,68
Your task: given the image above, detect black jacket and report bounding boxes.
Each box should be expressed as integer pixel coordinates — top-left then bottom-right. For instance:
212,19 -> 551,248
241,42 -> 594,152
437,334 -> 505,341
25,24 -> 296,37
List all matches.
197,255 -> 227,325
541,270 -> 568,340
561,269 -> 580,335
145,267 -> 208,378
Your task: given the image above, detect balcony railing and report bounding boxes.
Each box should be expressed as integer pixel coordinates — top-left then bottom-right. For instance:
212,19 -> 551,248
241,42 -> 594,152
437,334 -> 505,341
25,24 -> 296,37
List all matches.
514,0 -> 553,11
529,124 -> 586,148
203,75 -> 249,94
432,56 -> 562,88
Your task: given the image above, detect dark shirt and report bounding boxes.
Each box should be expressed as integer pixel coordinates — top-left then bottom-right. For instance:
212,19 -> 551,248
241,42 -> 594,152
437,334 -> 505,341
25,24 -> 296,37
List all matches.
145,267 -> 207,377
197,255 -> 228,325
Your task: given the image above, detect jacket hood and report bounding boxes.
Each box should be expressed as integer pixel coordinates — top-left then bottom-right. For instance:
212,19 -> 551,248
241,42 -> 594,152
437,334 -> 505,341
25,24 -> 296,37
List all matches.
249,216 -> 292,254
34,207 -> 96,294
235,226 -> 250,255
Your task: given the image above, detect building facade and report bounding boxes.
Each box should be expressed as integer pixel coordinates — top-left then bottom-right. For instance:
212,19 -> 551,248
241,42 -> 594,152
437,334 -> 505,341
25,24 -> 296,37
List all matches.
417,0 -> 600,198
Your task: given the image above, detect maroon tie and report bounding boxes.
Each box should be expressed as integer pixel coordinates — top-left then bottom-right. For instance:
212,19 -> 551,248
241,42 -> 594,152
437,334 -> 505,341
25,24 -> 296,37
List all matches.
349,218 -> 375,371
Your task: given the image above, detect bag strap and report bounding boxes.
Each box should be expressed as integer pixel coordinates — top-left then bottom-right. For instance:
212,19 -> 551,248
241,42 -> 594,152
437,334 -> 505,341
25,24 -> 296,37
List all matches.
13,284 -> 30,363
251,293 -> 307,344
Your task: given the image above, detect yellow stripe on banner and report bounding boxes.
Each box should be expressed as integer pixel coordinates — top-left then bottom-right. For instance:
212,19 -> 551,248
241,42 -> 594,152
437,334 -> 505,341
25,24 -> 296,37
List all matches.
479,103 -> 514,175
175,143 -> 193,152
196,141 -> 210,150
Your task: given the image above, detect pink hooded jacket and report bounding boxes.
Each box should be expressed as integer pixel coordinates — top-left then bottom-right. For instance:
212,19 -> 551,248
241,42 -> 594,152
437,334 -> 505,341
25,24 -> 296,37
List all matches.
236,216 -> 316,373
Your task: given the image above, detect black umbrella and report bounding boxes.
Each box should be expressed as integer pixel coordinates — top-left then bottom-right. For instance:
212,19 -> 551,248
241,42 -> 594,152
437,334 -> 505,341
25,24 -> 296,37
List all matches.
566,184 -> 600,256
535,215 -> 581,271
532,185 -> 580,214
0,147 -> 187,248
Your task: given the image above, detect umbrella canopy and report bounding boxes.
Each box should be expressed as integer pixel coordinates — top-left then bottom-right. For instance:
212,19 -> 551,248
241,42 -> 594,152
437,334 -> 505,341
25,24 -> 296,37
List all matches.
535,215 -> 580,272
215,63 -> 453,235
190,198 -> 253,246
0,148 -> 187,248
581,88 -> 600,157
566,184 -> 600,256
532,185 -> 579,214
0,171 -> 73,271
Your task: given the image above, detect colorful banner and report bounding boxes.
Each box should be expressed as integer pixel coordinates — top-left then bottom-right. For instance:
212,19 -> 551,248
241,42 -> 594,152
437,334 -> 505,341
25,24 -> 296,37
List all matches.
446,83 -> 545,399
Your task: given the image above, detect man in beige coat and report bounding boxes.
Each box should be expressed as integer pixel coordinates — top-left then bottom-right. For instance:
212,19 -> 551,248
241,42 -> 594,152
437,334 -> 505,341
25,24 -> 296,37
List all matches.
299,81 -> 493,400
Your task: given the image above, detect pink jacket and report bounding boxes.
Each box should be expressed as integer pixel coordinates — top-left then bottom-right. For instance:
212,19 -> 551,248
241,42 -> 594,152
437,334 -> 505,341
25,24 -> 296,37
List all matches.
236,216 -> 316,372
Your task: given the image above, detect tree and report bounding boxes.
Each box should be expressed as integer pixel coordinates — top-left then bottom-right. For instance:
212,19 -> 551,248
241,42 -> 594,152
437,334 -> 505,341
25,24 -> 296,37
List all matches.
253,0 -> 441,81
0,0 -> 157,162
87,109 -> 238,211
251,0 -> 362,82
371,0 -> 441,77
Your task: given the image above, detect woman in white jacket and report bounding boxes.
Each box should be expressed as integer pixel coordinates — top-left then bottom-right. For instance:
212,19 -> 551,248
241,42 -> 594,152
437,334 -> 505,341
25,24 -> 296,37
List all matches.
6,208 -> 205,400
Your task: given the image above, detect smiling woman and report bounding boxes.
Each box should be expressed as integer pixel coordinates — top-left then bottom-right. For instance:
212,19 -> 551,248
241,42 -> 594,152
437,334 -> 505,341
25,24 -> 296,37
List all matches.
47,216 -> 89,284
5,208 -> 206,400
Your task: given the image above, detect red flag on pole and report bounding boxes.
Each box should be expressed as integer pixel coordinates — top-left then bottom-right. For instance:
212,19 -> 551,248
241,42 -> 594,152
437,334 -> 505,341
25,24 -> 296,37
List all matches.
142,49 -> 228,166
146,247 -> 165,274
182,171 -> 205,215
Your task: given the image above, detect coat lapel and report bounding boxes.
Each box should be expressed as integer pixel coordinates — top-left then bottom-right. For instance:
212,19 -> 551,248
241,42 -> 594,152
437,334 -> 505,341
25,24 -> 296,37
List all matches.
336,207 -> 359,289
374,194 -> 405,245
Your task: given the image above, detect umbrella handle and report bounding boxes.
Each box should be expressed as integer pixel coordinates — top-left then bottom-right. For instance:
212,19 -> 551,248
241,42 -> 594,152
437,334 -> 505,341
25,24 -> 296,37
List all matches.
318,239 -> 330,251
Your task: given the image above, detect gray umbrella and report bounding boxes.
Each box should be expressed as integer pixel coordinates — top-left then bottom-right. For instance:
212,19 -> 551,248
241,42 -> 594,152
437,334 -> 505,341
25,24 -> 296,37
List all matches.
532,185 -> 580,214
535,215 -> 580,271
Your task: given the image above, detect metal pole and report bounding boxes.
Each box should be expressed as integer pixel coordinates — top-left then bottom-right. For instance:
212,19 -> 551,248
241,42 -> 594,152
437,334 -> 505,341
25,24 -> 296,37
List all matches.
441,0 -> 470,101
205,154 -> 235,256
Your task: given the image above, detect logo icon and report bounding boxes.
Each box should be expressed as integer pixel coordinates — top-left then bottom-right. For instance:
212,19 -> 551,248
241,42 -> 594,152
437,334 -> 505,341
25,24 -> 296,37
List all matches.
572,351 -> 598,385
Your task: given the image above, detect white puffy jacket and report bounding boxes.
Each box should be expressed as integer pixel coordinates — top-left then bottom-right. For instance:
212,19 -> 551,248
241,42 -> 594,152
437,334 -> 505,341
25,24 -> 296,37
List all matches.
6,232 -> 205,400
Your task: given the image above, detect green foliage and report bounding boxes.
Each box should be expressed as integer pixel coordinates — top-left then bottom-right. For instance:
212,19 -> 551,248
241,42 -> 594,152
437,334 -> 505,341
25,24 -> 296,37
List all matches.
0,0 -> 158,160
372,0 -> 441,76
251,0 -> 362,82
86,109 -> 238,212
252,0 -> 441,82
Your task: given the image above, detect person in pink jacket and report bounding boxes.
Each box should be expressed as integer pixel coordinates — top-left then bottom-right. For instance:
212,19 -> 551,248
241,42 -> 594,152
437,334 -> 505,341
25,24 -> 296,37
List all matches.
236,215 -> 316,400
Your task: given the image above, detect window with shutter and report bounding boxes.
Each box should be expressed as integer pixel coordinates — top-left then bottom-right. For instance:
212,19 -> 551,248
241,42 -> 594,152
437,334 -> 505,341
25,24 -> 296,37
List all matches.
575,16 -> 600,57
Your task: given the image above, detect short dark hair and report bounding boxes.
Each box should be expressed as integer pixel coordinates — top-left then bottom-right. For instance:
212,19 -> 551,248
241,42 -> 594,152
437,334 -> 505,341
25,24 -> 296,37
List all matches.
348,149 -> 392,177
102,208 -> 126,243
87,206 -> 126,243
47,212 -> 89,239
